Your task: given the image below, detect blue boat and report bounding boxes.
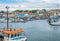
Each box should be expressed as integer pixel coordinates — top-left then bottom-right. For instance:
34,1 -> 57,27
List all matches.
18,14 -> 25,17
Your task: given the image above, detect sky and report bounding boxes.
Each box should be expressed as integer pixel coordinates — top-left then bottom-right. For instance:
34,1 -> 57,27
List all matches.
0,0 -> 59,11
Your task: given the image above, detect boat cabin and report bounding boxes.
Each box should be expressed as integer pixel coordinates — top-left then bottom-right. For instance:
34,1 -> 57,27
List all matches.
0,28 -> 25,41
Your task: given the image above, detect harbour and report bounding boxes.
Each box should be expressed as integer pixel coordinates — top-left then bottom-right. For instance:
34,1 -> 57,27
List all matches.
0,0 -> 60,41
0,20 -> 60,41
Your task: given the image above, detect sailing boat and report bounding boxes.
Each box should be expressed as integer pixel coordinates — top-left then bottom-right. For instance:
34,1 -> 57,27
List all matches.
48,4 -> 60,26
48,13 -> 60,26
0,6 -> 27,41
48,9 -> 60,26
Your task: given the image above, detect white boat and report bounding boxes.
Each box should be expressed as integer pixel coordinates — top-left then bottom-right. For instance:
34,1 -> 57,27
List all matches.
48,12 -> 60,26
50,21 -> 60,26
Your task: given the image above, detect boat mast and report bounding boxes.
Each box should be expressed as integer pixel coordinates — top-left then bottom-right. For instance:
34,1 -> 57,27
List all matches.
56,4 -> 59,14
6,6 -> 9,29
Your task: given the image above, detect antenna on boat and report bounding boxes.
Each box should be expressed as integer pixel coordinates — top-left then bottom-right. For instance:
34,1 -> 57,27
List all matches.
5,6 -> 9,29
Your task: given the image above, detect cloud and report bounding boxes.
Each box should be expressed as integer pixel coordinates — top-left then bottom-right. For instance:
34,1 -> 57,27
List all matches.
0,4 -> 19,11
44,0 -> 59,3
0,0 -> 60,11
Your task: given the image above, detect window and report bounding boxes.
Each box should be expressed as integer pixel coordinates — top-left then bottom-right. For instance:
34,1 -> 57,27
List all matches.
8,34 -> 9,37
18,33 -> 20,36
11,34 -> 13,38
15,34 -> 16,37
19,33 -> 22,35
16,33 -> 18,36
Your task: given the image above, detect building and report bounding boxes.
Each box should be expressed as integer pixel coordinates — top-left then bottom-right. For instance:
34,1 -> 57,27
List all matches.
49,9 -> 60,16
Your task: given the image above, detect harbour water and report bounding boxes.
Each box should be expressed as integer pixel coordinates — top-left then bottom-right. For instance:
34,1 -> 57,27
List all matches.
0,20 -> 60,41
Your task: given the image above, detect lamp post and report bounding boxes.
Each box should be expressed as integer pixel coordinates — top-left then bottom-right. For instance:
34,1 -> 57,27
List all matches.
6,6 -> 9,29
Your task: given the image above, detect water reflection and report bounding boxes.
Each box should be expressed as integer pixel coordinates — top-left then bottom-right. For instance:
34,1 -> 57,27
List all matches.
0,20 -> 60,41
50,26 -> 60,30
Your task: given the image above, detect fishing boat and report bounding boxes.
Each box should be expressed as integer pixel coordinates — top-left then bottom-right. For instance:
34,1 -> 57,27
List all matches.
48,4 -> 60,26
0,6 -> 27,41
48,11 -> 60,26
0,28 -> 27,41
50,21 -> 60,26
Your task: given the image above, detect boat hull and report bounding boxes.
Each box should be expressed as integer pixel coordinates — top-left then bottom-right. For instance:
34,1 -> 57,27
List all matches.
49,22 -> 60,26
4,38 -> 27,41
